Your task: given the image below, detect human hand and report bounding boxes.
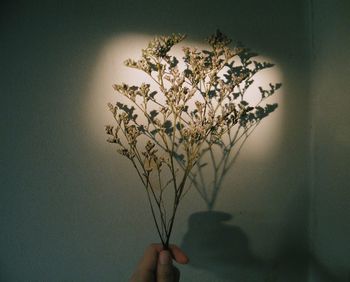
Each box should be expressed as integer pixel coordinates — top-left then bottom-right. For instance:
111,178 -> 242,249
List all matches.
129,243 -> 189,282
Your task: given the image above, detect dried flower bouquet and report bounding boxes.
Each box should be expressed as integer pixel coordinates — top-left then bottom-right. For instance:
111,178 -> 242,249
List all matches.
106,30 -> 281,249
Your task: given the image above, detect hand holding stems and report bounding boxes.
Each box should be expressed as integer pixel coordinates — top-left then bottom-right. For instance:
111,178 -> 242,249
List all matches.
130,244 -> 189,282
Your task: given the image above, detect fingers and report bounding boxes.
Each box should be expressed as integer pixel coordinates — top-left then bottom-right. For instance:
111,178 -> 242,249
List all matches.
156,245 -> 188,282
130,245 -> 158,282
168,244 -> 189,265
156,250 -> 175,282
136,244 -> 159,273
149,243 -> 190,264
130,244 -> 188,282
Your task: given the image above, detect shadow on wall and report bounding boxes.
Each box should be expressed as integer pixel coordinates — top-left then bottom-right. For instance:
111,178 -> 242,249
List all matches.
181,211 -> 266,281
180,210 -> 344,282
0,0 -> 313,281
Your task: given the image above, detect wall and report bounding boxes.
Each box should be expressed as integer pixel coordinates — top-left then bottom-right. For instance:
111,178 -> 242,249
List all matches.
309,1 -> 350,281
1,1 -> 311,281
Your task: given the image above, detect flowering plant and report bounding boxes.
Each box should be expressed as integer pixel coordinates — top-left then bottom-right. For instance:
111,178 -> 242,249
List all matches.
106,31 -> 281,249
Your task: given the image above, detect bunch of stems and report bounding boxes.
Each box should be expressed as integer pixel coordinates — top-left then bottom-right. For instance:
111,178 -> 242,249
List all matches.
106,31 -> 281,248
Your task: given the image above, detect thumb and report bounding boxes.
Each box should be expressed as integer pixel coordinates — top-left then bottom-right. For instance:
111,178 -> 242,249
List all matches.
157,250 -> 175,282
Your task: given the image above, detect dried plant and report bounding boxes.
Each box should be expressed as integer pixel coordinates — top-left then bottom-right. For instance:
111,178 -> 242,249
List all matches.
106,30 -> 281,249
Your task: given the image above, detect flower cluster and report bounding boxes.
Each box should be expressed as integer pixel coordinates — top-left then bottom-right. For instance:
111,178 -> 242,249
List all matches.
106,31 -> 281,248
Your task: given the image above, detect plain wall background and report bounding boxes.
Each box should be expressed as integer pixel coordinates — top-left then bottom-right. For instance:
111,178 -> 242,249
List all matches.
308,1 -> 350,281
0,0 -> 348,281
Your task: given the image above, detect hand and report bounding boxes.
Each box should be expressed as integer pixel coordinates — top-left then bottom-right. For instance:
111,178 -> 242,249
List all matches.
129,243 -> 189,282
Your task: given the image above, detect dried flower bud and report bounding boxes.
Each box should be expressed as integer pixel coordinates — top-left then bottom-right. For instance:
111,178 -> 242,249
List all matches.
107,137 -> 117,143
117,148 -> 135,159
195,101 -> 203,112
105,125 -> 114,135
124,58 -> 138,68
144,158 -> 157,172
207,30 -> 232,49
145,140 -> 155,152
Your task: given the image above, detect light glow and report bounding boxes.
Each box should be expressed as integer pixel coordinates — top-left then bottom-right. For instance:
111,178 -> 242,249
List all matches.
85,33 -> 284,158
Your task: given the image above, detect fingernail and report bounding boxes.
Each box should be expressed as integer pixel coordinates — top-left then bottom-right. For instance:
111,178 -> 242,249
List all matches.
159,250 -> 171,265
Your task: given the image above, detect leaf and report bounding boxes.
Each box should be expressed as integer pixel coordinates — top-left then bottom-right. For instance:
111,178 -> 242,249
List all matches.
183,69 -> 193,78
174,152 -> 185,163
149,62 -> 158,72
208,90 -> 216,98
137,125 -> 146,133
275,83 -> 282,90
149,110 -> 158,121
232,92 -> 240,99
150,129 -> 159,136
169,56 -> 179,68
176,122 -> 184,130
163,120 -> 173,135
266,103 -> 278,113
149,91 -> 157,99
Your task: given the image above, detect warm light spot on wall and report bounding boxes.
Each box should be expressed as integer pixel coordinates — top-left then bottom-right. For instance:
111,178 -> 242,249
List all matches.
85,33 -> 284,158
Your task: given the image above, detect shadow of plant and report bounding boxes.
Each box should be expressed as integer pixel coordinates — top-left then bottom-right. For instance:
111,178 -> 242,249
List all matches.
181,211 -> 267,281
188,122 -> 260,211
178,56 -> 280,281
181,211 -> 345,281
180,136 -> 345,281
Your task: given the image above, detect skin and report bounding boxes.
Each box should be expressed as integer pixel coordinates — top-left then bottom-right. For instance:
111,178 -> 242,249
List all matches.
129,244 -> 189,282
